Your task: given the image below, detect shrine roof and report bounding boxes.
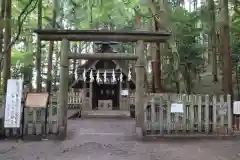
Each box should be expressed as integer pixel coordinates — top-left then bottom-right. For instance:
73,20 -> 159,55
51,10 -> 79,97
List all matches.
33,29 -> 171,42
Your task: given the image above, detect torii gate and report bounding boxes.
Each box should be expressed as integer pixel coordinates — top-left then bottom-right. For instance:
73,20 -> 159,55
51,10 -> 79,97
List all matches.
33,29 -> 171,140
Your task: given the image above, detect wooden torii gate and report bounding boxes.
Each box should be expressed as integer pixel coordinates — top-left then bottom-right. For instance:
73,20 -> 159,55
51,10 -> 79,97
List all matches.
33,29 -> 170,140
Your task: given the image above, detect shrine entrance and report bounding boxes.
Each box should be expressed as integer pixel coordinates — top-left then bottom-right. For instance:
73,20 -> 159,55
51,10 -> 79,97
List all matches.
34,29 -> 170,140
92,82 -> 119,110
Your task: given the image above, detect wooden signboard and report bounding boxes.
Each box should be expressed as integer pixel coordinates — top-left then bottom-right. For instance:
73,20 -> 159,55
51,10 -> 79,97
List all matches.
25,93 -> 49,108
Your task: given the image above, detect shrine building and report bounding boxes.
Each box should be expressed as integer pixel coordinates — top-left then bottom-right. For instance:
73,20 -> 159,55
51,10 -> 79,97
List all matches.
71,41 -> 135,110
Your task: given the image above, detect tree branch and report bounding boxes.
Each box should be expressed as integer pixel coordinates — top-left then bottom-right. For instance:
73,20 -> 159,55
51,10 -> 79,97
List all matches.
0,0 -> 39,61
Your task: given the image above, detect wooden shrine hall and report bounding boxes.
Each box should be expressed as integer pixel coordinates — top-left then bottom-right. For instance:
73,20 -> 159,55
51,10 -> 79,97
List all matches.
71,41 -> 136,110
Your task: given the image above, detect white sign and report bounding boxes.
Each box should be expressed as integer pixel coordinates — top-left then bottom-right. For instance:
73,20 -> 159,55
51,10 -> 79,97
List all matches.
171,103 -> 184,113
233,101 -> 240,115
4,79 -> 23,128
121,90 -> 129,96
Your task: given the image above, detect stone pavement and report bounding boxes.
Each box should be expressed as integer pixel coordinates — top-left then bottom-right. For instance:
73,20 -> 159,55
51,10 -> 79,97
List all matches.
0,119 -> 240,160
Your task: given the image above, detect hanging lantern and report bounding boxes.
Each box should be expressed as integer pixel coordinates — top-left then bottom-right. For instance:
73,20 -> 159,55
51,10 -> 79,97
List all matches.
111,69 -> 116,83
128,67 -> 132,81
119,71 -> 123,82
103,70 -> 107,83
82,69 -> 86,82
90,69 -> 94,82
96,70 -> 101,83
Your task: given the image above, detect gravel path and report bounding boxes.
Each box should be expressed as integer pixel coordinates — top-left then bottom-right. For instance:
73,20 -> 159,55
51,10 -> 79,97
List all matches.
0,119 -> 240,160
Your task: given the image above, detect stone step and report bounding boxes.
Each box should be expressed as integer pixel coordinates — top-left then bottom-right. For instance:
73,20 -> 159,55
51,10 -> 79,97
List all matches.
81,110 -> 131,119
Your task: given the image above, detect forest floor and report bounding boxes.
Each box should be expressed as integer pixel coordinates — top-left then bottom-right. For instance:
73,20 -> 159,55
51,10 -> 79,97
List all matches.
0,119 -> 240,160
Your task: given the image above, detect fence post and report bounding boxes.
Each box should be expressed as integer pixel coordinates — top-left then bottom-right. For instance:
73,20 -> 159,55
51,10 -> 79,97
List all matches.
189,95 -> 194,133
204,95 -> 209,133
166,94 -> 171,134
159,95 -> 164,135
182,95 -> 187,132
227,94 -> 232,132
197,95 -> 202,132
212,95 -> 217,132
219,95 -> 225,127
151,99 -> 155,133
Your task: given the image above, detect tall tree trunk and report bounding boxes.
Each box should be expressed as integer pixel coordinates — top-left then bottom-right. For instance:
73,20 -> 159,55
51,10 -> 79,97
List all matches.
2,0 -> 11,93
0,0 -> 5,86
53,50 -> 59,90
27,36 -> 33,91
72,45 -> 77,76
149,0 -> 165,93
208,0 -> 218,82
220,0 -> 232,94
189,0 -> 191,12
46,0 -> 57,93
53,3 -> 64,89
36,0 -> 42,92
154,43 -> 163,92
193,0 -> 198,10
150,18 -> 156,93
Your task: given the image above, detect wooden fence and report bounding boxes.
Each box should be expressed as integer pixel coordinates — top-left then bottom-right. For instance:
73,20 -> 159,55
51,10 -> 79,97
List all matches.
120,95 -> 135,111
0,95 -> 59,139
0,91 -> 237,139
0,91 -> 135,139
51,91 -> 134,110
51,91 -> 84,109
143,94 -> 233,136
0,92 -> 83,139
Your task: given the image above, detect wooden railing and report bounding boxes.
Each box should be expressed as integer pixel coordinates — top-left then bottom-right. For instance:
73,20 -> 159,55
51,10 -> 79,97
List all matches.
51,91 -> 87,109
143,93 -> 232,135
51,91 -> 134,111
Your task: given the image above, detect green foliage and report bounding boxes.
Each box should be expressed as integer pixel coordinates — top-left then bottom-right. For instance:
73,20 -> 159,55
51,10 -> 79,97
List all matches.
231,10 -> 240,57
4,0 -> 240,93
164,6 -> 205,93
231,10 -> 240,72
11,48 -> 33,66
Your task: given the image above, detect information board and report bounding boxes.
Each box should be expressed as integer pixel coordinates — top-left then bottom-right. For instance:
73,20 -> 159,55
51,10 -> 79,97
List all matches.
233,101 -> 240,115
4,79 -> 23,128
25,93 -> 49,108
171,103 -> 184,113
